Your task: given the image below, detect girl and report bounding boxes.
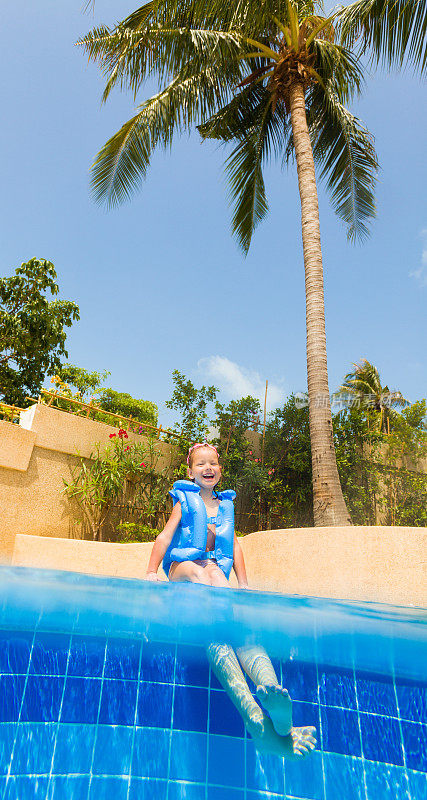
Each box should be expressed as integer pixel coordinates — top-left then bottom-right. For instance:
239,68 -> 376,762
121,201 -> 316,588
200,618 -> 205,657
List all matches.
145,442 -> 316,759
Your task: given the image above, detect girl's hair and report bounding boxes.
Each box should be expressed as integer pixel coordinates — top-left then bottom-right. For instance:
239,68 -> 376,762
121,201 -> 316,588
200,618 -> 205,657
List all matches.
187,442 -> 220,469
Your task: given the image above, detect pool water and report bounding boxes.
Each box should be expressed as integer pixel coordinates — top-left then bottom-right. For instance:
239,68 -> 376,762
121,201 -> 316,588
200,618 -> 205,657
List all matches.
0,567 -> 426,800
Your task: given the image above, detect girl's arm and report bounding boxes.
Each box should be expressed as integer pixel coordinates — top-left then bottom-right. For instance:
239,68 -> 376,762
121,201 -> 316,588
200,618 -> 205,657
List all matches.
233,535 -> 249,589
145,502 -> 182,580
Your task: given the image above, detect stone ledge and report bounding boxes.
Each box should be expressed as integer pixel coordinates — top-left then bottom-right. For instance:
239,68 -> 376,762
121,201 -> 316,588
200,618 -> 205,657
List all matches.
10,526 -> 427,607
0,420 -> 36,472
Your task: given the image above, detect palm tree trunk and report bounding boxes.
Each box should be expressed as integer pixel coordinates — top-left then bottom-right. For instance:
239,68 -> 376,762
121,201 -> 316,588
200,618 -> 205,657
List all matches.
289,80 -> 351,526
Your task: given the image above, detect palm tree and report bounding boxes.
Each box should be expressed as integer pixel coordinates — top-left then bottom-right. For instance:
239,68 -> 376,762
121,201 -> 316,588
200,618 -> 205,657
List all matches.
78,0 -> 425,526
341,359 -> 409,433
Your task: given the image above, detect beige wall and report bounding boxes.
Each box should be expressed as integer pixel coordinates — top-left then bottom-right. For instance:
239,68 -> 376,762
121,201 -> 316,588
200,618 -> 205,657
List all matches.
0,404 -> 179,563
11,525 -> 427,607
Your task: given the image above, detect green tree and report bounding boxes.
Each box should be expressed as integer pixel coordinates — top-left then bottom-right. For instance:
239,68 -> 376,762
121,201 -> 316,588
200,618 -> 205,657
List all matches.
211,395 -> 263,498
55,364 -> 158,425
265,395 -> 313,527
57,363 -> 111,400
165,369 -> 218,444
78,0 -> 426,525
340,359 -> 409,433
98,388 -> 158,426
0,258 -> 80,405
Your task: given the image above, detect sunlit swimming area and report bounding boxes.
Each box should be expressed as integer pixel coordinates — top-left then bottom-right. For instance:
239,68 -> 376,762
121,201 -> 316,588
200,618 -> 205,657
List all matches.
0,567 -> 426,800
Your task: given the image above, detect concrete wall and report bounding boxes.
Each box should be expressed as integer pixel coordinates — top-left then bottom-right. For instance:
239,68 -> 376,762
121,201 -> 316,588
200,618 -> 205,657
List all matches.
11,525 -> 427,607
0,404 -> 179,563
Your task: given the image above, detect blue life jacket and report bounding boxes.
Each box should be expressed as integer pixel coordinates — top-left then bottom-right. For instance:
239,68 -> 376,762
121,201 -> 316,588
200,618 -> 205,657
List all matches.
163,480 -> 236,579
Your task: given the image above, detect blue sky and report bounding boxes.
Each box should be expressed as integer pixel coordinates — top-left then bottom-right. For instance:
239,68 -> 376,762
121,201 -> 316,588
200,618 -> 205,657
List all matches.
1,1 -> 426,427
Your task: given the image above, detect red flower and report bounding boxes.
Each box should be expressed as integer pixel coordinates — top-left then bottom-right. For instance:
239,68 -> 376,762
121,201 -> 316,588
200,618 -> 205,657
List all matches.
249,450 -> 253,455
125,446 -> 130,451
118,428 -> 129,439
139,462 -> 146,468
109,433 -> 116,439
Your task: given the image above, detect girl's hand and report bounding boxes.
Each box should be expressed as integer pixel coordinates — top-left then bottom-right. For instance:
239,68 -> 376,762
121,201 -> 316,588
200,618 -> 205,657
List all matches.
145,572 -> 160,582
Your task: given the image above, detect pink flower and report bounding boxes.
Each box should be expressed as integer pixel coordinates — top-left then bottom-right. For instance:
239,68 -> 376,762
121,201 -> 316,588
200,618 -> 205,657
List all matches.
268,469 -> 273,475
249,450 -> 253,455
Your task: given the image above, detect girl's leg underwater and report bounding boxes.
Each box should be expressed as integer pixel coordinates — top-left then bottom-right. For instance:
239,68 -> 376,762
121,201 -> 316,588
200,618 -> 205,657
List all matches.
207,642 -> 316,759
235,645 -> 293,736
169,562 -> 316,757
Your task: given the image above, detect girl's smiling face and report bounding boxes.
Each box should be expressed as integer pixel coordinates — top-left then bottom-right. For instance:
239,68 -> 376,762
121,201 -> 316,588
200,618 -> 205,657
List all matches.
188,445 -> 221,490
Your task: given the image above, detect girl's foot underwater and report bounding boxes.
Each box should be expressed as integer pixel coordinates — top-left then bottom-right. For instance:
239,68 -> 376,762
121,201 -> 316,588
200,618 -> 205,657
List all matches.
248,712 -> 317,759
256,684 -> 293,736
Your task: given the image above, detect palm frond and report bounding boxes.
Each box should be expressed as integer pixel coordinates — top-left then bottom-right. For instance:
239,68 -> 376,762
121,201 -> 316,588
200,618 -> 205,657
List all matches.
337,0 -> 427,73
225,112 -> 271,254
307,78 -> 378,242
91,64 -> 233,206
79,25 -> 244,100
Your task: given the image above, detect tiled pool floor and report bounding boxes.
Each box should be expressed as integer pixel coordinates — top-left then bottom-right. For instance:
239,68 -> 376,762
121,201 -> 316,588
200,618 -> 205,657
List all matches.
0,631 -> 426,800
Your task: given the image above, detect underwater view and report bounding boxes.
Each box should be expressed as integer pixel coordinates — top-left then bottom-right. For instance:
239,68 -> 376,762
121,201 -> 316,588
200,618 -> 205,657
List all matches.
0,567 -> 426,800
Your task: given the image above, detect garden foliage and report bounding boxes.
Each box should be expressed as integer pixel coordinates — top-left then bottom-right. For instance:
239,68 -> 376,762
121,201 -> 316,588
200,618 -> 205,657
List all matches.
0,259 -> 79,406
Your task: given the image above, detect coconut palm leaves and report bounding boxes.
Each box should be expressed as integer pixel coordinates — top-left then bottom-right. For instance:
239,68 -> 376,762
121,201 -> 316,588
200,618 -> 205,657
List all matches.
341,359 -> 409,432
338,0 -> 427,72
79,1 -> 379,247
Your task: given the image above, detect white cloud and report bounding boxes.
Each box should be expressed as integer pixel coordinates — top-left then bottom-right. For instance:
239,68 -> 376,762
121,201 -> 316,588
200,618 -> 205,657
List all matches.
197,355 -> 285,411
409,229 -> 427,286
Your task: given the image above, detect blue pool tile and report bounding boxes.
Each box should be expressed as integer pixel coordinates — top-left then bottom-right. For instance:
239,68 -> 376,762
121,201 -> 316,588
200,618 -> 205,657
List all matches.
360,712 -> 404,766
282,660 -> 318,703
175,645 -> 210,687
128,778 -> 167,800
132,727 -> 170,778
209,669 -> 225,691
407,768 -> 427,800
60,677 -> 101,723
93,725 -> 133,775
286,749 -> 324,800
20,675 -> 64,722
323,752 -> 365,800
0,676 -> 25,722
29,633 -> 70,676
208,734 -> 245,788
168,782 -> 206,800
104,637 -> 141,680
208,789 -> 244,800
89,776 -> 129,800
401,721 -> 427,772
4,776 -> 49,800
99,678 -> 137,725
169,730 -> 207,783
397,680 -> 427,725
47,776 -> 90,800
364,760 -> 410,800
173,685 -> 208,733
0,633 -> 33,674
209,689 -> 245,737
53,723 -> 96,774
293,700 -> 321,732
0,725 -> 17,775
140,641 -> 175,683
321,706 -> 362,757
246,738 -> 284,794
137,681 -> 173,728
319,665 -> 357,709
11,722 -> 56,774
68,635 -> 106,677
356,672 -> 398,717
248,794 -> 281,800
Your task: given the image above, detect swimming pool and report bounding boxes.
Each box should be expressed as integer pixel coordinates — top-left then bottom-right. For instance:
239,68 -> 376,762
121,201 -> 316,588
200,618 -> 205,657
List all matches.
0,567 -> 426,799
